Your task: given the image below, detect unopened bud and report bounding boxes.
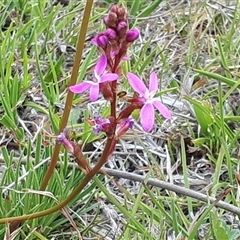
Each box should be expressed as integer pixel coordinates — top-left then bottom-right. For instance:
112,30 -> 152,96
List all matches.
117,21 -> 127,38
110,5 -> 118,14
107,12 -> 118,28
103,16 -> 109,26
117,7 -> 127,21
105,28 -> 117,40
96,34 -> 108,48
100,82 -> 114,102
57,129 -> 74,154
126,29 -> 139,42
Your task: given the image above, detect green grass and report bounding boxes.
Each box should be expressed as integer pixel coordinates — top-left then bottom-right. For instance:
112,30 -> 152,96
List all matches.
0,0 -> 240,239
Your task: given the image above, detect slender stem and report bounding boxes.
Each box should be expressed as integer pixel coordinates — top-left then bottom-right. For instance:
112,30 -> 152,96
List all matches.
110,80 -> 117,118
40,0 -> 93,192
89,137 -> 113,175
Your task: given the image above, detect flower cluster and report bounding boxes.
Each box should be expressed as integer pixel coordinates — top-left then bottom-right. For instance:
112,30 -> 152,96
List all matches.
91,6 -> 139,67
61,5 -> 172,158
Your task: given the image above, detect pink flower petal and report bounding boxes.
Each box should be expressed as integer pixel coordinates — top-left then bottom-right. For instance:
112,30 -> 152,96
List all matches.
127,72 -> 147,96
101,73 -> 119,82
140,103 -> 155,132
153,100 -> 172,119
149,72 -> 158,94
89,84 -> 99,101
91,37 -> 98,46
69,81 -> 92,93
95,55 -> 107,76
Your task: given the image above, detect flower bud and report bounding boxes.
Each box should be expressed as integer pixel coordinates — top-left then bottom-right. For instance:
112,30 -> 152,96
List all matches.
93,115 -> 111,135
126,29 -> 139,42
105,28 -> 117,40
100,82 -> 114,102
57,128 -> 74,154
110,5 -> 118,14
96,34 -> 108,48
103,16 -> 109,26
117,21 -> 127,32
117,21 -> 127,39
117,105 -> 135,121
117,7 -> 127,21
107,12 -> 118,28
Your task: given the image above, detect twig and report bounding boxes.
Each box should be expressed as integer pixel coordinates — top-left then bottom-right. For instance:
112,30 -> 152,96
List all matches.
1,156 -> 240,216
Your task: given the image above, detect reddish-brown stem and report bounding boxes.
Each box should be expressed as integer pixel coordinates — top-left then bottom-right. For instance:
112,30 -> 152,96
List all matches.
110,80 -> 117,118
110,54 -> 121,118
88,137 -> 113,176
40,0 -> 93,192
108,138 -> 117,157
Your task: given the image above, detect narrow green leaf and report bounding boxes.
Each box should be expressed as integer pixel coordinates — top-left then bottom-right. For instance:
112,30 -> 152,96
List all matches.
138,0 -> 163,18
184,97 -> 214,136
129,0 -> 142,16
194,69 -> 237,87
210,211 -> 229,240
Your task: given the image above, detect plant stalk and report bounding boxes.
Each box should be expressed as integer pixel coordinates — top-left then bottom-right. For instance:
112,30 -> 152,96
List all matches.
40,0 -> 93,192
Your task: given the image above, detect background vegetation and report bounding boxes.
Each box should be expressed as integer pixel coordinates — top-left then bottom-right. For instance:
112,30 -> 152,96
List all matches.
0,0 -> 240,239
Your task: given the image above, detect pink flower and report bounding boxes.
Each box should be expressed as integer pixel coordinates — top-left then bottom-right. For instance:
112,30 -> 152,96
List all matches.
126,72 -> 172,132
92,115 -> 111,135
69,55 -> 118,101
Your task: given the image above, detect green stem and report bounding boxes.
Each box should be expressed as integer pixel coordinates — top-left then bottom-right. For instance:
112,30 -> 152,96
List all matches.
40,0 -> 93,192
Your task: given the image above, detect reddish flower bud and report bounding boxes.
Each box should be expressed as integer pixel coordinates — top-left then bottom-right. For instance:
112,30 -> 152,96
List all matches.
117,7 -> 127,21
107,12 -> 118,28
126,29 -> 139,42
72,142 -> 90,173
117,105 -> 136,121
110,5 -> 118,14
117,21 -> 127,39
117,21 -> 127,32
117,96 -> 144,122
96,34 -> 108,48
103,16 -> 109,26
105,28 -> 117,40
